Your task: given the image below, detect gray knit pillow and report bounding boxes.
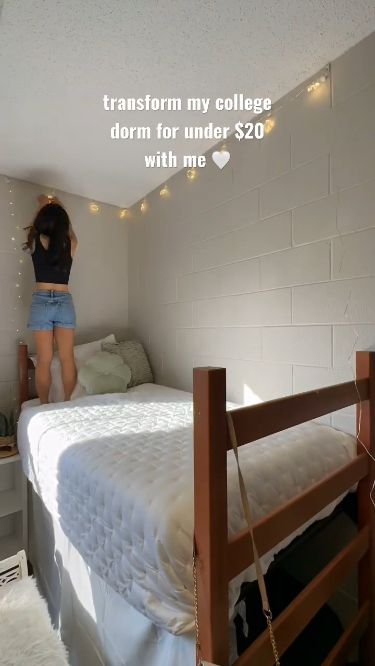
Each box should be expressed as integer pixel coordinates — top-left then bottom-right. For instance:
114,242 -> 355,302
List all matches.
102,340 -> 153,387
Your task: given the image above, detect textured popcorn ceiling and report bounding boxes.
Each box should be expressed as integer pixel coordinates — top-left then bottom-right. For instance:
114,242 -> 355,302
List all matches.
1,1 -> 375,207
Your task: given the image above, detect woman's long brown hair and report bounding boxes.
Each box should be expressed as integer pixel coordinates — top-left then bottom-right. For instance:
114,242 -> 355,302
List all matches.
23,202 -> 71,268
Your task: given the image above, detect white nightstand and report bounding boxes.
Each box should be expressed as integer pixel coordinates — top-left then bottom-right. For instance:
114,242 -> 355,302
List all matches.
0,454 -> 27,559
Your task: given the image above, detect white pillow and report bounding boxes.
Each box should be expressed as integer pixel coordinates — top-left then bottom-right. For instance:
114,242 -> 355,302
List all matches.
31,334 -> 116,403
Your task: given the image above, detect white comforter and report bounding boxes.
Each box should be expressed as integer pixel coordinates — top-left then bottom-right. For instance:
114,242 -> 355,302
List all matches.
18,383 -> 356,635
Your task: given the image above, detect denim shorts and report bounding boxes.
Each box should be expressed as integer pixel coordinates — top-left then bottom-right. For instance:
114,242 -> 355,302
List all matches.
27,291 -> 76,331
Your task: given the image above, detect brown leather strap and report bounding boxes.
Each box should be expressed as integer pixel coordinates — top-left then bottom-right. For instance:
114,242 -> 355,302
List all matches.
227,411 -> 280,665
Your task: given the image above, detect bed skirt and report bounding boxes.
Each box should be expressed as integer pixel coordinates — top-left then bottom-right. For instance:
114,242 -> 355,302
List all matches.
28,484 -> 200,666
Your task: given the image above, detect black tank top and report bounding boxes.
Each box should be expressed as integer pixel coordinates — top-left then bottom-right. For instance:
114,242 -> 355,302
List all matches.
32,234 -> 73,285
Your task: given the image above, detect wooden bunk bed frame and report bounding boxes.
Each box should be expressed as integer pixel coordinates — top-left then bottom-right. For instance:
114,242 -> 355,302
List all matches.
18,343 -> 374,665
193,353 -> 375,666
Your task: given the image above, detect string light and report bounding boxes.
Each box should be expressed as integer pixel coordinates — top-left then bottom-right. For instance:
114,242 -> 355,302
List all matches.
131,65 -> 330,246
159,184 -> 170,198
186,168 -> 197,181
307,72 -> 329,93
264,116 -> 275,134
4,176 -> 25,395
1,68 -> 330,315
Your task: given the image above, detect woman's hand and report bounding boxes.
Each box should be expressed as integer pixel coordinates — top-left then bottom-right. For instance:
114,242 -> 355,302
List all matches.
37,194 -> 63,208
37,194 -> 50,208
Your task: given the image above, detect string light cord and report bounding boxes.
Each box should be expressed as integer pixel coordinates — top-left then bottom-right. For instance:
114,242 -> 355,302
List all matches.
335,201 -> 375,510
4,176 -> 23,411
350,344 -> 375,509
135,65 -> 331,214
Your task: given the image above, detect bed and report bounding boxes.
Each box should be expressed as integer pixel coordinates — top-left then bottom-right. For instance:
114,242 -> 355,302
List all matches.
17,343 -> 375,665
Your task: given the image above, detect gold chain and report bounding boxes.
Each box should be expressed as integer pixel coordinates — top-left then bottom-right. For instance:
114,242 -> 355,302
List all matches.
193,547 -> 280,666
193,544 -> 280,666
264,610 -> 281,666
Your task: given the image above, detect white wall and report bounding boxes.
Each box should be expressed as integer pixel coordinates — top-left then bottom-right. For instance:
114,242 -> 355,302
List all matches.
128,31 -> 375,433
0,176 -> 129,415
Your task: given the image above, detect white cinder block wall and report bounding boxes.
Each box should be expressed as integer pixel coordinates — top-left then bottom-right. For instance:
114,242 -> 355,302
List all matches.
128,31 -> 375,434
0,177 -> 129,415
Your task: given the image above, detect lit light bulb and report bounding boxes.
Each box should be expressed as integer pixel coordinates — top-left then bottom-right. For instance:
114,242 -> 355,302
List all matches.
186,168 -> 197,181
119,208 -> 130,219
90,202 -> 100,213
307,80 -> 321,93
159,184 -> 170,198
307,69 -> 328,93
140,200 -> 148,213
264,117 -> 275,134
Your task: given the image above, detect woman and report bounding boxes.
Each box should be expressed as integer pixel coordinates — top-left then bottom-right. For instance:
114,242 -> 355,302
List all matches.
25,195 -> 78,403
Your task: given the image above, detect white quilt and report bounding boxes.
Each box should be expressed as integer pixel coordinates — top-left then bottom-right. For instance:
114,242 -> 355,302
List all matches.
18,383 -> 356,635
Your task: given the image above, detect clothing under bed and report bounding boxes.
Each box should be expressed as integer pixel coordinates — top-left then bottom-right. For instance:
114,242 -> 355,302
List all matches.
18,383 -> 357,664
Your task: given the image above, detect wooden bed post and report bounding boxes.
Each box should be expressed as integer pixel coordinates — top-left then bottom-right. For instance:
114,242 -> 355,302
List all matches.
18,343 -> 29,407
356,351 -> 375,665
193,367 -> 229,666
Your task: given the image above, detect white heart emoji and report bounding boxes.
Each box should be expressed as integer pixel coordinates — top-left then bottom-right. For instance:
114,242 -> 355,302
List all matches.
212,150 -> 230,169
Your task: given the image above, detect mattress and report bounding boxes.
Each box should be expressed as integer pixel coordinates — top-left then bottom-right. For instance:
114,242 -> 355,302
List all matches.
18,383 -> 356,635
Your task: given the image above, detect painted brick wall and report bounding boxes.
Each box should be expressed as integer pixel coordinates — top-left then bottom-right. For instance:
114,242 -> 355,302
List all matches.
128,31 -> 375,434
0,177 -> 128,416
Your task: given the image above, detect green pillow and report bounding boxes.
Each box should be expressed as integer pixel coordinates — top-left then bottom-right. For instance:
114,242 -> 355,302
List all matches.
78,351 -> 131,395
102,340 -> 153,387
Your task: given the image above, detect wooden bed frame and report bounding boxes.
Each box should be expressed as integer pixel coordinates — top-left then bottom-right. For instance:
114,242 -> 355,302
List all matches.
18,343 -> 374,665
193,353 -> 375,666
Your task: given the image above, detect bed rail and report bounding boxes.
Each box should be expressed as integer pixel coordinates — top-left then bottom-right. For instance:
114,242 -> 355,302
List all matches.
228,378 -> 369,448
193,350 -> 375,666
18,343 -> 34,407
228,453 -> 368,581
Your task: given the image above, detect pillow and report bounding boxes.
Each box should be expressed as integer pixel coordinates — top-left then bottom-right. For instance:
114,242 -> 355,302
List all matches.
102,340 -> 153,387
30,334 -> 116,403
78,351 -> 131,395
69,382 -> 87,401
74,334 -> 116,365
